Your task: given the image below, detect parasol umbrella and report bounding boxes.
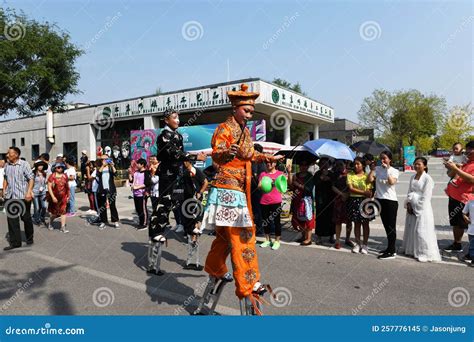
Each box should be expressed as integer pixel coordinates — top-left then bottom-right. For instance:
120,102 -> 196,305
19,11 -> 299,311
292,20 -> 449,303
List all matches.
303,139 -> 355,161
350,140 -> 391,156
275,145 -> 318,164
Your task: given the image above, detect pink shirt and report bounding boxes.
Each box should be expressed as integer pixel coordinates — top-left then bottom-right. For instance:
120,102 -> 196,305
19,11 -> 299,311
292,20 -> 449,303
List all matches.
259,170 -> 284,205
446,160 -> 474,204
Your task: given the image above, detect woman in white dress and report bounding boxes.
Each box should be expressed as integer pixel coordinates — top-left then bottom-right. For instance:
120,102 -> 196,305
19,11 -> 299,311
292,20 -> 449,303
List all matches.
403,157 -> 441,262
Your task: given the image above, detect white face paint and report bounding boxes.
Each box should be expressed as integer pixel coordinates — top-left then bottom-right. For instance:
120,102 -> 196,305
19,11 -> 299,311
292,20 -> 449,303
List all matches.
113,150 -> 120,158
121,148 -> 129,158
104,146 -> 112,157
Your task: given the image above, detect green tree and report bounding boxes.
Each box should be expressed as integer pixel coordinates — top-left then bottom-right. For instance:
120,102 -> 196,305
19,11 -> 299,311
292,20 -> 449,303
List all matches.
0,8 -> 83,117
438,104 -> 473,149
415,136 -> 435,155
358,89 -> 445,152
391,90 -> 444,146
358,89 -> 392,137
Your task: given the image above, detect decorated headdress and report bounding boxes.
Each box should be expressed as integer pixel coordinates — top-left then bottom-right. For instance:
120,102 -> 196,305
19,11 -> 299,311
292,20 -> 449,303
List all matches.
227,83 -> 259,107
141,130 -> 155,146
164,109 -> 179,118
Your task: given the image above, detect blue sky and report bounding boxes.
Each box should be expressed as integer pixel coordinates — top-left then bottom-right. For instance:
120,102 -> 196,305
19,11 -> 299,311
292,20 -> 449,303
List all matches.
5,0 -> 473,122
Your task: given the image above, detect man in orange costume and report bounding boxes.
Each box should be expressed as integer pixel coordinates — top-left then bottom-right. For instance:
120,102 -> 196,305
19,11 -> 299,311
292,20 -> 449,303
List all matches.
200,83 -> 284,314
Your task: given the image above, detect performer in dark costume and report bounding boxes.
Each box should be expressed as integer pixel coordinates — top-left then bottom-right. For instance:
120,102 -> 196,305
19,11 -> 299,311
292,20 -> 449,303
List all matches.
147,109 -> 204,275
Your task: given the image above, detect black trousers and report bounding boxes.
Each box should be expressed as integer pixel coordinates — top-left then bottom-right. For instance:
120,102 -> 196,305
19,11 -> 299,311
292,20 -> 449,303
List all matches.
182,198 -> 203,236
261,203 -> 282,237
149,175 -> 177,238
151,196 -> 159,213
97,191 -> 119,223
6,199 -> 33,246
133,196 -> 149,226
378,198 -> 398,254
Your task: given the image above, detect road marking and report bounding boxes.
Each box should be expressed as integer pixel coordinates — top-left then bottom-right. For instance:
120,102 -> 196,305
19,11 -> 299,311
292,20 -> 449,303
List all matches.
25,250 -> 241,316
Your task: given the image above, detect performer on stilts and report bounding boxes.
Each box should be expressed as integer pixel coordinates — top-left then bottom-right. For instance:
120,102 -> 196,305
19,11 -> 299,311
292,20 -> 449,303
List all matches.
195,84 -> 284,315
148,109 -> 204,275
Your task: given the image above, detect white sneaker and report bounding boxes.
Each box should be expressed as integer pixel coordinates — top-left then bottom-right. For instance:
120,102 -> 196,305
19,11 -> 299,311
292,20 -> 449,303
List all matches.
351,243 -> 360,253
192,227 -> 202,235
252,281 -> 263,292
153,235 -> 166,243
99,223 -> 106,230
113,222 -> 120,229
361,245 -> 368,255
175,224 -> 184,233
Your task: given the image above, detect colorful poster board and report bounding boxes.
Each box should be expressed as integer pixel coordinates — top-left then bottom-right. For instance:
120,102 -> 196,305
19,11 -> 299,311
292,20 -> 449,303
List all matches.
403,146 -> 416,171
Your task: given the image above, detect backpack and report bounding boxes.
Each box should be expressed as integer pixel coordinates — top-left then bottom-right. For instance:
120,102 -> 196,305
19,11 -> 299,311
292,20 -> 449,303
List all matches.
297,196 -> 313,222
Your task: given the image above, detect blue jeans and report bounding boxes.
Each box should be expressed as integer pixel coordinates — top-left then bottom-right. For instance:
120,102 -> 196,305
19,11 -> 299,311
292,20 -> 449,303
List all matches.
68,185 -> 76,213
33,194 -> 47,223
469,234 -> 474,259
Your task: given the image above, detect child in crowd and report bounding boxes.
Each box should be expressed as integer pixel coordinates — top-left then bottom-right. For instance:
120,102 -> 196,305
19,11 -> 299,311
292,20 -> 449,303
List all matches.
131,159 -> 152,229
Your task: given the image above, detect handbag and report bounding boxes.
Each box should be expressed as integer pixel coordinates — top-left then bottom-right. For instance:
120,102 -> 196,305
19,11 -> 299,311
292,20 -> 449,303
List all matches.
297,196 -> 313,222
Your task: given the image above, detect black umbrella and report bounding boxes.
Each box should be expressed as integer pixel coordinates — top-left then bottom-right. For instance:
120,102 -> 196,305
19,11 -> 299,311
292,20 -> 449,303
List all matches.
350,141 -> 391,156
275,145 -> 318,164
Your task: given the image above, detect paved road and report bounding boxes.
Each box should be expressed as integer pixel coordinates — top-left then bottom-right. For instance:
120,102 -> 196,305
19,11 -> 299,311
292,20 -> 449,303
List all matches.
0,157 -> 472,315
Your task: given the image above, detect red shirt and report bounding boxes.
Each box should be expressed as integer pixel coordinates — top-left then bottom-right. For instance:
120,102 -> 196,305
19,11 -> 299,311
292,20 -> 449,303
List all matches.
447,160 -> 474,203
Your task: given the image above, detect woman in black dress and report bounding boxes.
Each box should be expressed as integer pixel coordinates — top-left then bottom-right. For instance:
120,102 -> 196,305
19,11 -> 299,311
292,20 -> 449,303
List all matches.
313,157 -> 336,244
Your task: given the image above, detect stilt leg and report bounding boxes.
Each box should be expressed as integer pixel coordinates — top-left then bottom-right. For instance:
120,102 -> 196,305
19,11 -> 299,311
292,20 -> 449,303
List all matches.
193,273 -> 233,315
147,241 -> 164,276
